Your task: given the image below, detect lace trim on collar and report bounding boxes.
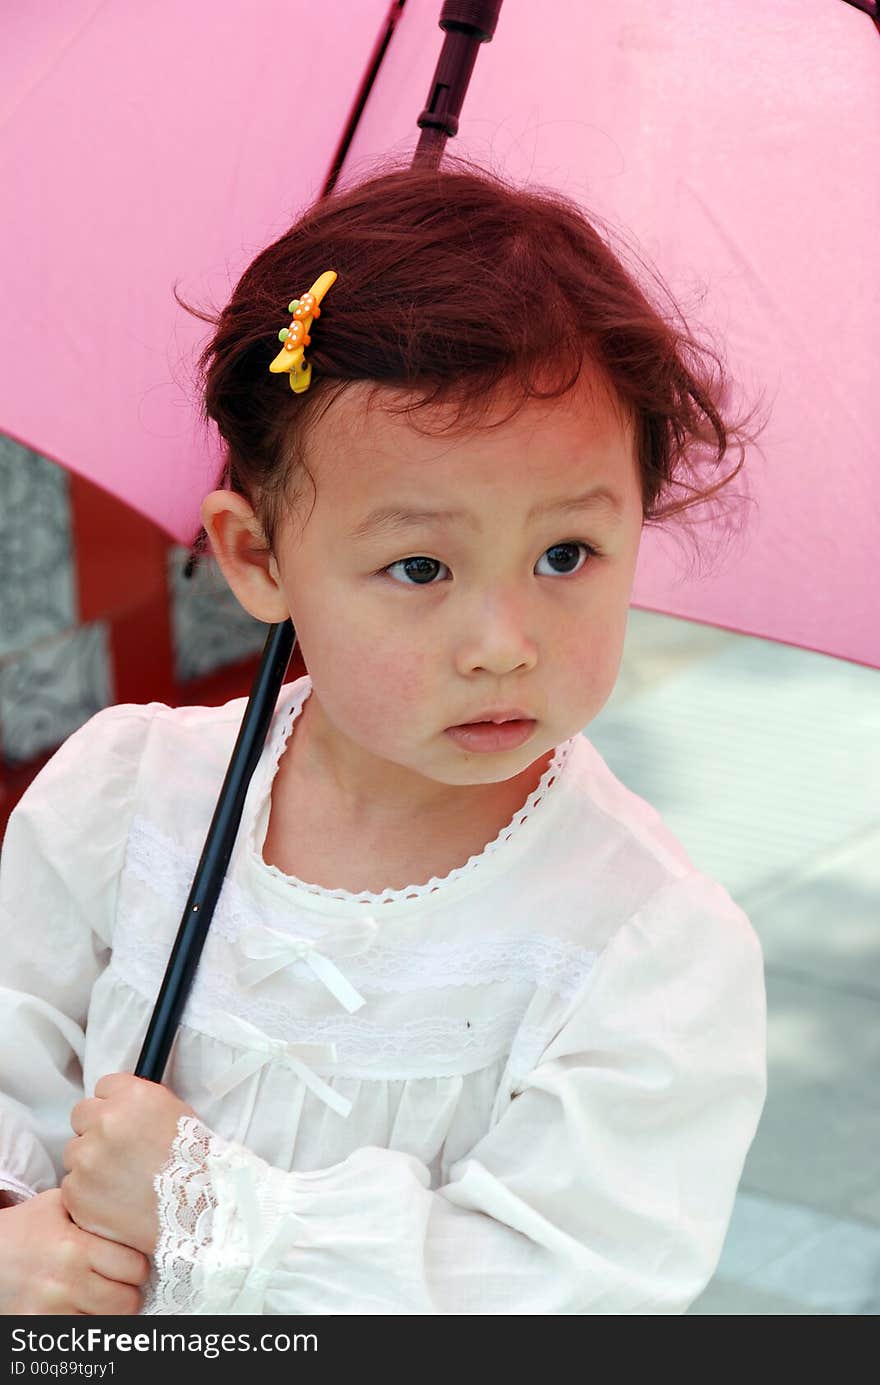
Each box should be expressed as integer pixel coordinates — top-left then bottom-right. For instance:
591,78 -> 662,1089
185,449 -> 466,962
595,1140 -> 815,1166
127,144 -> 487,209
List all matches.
123,812 -> 599,1002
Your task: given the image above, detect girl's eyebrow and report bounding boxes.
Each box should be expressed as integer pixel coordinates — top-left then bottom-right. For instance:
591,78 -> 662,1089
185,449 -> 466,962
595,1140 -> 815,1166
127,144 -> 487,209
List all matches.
348,485 -> 624,539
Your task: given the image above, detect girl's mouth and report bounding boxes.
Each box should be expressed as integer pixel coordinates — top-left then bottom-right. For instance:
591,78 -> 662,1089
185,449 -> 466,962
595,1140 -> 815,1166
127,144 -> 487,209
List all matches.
443,719 -> 537,753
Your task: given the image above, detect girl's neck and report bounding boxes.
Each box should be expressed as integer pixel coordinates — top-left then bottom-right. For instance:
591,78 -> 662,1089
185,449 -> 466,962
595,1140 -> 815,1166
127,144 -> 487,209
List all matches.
287,685 -> 552,831
261,719 -> 555,897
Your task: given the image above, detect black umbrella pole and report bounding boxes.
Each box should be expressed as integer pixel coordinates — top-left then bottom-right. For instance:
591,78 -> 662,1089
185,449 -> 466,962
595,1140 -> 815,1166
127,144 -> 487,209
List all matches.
414,1 -> 504,168
135,618 -> 296,1082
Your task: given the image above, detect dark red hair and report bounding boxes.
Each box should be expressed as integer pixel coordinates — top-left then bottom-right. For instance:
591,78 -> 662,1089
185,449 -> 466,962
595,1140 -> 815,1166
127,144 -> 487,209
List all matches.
177,152 -> 769,577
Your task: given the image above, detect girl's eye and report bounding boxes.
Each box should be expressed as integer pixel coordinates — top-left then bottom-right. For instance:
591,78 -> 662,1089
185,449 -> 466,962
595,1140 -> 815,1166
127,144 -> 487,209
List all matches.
378,541 -> 601,587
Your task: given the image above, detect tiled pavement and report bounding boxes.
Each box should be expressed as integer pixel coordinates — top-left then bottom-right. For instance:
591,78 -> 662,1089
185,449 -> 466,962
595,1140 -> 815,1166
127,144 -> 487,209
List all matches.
588,608 -> 880,1315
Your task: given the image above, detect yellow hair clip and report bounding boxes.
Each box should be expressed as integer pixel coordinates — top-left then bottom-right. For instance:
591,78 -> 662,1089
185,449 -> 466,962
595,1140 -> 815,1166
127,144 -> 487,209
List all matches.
268,269 -> 337,393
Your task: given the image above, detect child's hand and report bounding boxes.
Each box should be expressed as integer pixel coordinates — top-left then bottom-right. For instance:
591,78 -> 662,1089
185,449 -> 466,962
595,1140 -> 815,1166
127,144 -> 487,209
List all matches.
61,1073 -> 198,1257
0,1188 -> 150,1316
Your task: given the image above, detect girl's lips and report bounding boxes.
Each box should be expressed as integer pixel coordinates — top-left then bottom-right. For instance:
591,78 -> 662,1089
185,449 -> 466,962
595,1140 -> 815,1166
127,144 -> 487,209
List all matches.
443,719 -> 537,753
451,708 -> 532,725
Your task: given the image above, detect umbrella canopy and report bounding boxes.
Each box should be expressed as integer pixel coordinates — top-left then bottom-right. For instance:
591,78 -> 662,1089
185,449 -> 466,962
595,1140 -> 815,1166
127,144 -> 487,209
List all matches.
0,0 -> 389,539
1,0 -> 876,671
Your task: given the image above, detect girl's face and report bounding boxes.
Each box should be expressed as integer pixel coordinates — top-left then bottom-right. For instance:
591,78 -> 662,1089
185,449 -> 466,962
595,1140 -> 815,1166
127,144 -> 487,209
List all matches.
201,368 -> 644,822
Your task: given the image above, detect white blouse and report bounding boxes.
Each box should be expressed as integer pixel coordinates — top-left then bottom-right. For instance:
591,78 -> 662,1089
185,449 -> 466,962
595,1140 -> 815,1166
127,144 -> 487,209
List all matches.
0,672 -> 767,1314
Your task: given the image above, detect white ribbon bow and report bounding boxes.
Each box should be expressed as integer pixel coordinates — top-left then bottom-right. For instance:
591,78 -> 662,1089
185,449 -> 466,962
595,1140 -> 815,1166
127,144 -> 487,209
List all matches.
205,1011 -> 352,1118
237,921 -> 373,1014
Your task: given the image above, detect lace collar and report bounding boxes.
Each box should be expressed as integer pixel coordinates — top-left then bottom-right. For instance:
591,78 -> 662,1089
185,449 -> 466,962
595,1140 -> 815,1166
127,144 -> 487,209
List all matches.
240,674 -> 578,918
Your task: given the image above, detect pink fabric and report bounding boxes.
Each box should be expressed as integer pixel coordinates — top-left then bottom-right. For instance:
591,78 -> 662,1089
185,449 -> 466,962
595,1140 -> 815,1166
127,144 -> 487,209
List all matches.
1,1 -> 876,664
0,0 -> 388,539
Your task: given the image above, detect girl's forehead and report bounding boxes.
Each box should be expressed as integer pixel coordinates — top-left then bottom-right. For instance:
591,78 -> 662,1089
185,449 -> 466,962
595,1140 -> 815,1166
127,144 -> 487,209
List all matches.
298,396 -> 638,549
312,372 -> 634,491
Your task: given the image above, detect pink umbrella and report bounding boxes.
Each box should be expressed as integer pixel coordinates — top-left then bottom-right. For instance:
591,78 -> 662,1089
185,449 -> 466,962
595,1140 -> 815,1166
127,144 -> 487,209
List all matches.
1,0 -> 876,1071
2,0 -> 876,666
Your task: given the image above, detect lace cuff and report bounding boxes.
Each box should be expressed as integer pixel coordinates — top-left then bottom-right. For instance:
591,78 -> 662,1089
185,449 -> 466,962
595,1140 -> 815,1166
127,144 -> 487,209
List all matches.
142,1114 -> 242,1314
142,1114 -> 309,1315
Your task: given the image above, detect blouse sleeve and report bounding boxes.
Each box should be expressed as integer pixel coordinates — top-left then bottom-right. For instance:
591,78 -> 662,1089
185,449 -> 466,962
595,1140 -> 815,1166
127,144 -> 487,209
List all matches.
143,873 -> 768,1315
0,704 -> 152,1203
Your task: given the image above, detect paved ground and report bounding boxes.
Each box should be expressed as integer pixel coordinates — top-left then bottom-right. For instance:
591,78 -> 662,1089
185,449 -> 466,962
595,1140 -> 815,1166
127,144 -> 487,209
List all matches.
586,607 -> 879,1315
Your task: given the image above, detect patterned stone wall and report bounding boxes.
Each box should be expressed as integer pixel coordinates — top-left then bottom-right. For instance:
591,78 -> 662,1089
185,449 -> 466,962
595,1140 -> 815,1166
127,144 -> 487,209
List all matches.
0,434 -> 267,768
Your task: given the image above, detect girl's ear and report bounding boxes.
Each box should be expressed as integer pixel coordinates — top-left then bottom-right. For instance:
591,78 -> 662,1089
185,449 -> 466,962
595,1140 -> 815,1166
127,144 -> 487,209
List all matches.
198,490 -> 290,624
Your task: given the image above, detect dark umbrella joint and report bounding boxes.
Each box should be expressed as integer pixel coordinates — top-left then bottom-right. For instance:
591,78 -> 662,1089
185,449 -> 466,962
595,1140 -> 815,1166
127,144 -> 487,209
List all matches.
842,0 -> 879,25
135,0 -> 506,1083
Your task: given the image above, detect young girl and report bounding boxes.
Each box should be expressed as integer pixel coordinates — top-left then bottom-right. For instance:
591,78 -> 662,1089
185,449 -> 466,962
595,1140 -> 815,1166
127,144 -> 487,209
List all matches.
0,156 -> 768,1316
